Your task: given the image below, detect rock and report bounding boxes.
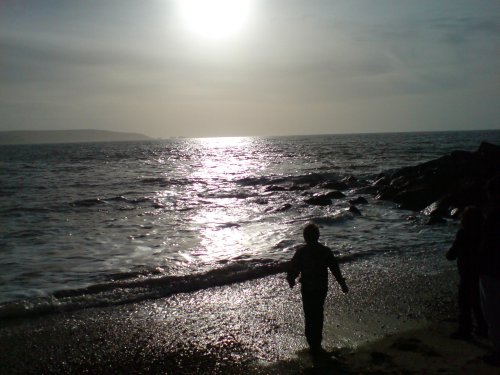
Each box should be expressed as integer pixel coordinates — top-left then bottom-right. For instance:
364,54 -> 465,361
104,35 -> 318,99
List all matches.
390,175 -> 410,188
320,181 -> 349,190
421,201 -> 442,216
354,186 -> 379,195
265,203 -> 292,213
253,197 -> 269,205
421,197 -> 456,218
342,175 -> 358,184
348,205 -> 361,215
372,175 -> 391,187
342,175 -> 364,187
349,196 -> 368,205
305,195 -> 332,206
264,185 -> 287,192
275,203 -> 292,212
376,186 -> 399,201
325,190 -> 346,199
393,186 -> 442,211
477,140 -> 500,160
289,184 -> 309,191
375,142 -> 500,213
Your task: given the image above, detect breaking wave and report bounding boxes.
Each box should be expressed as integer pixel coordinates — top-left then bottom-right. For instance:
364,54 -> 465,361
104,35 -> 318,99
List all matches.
0,254 -> 365,320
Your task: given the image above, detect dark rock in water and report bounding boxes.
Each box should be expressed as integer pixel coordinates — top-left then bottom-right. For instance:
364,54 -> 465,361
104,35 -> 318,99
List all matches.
421,201 -> 444,217
376,186 -> 398,201
349,196 -> 368,205
375,141 -> 500,213
354,185 -> 379,195
477,140 -> 500,160
279,203 -> 293,212
325,190 -> 346,199
342,175 -> 364,187
265,185 -> 287,192
372,175 -> 391,187
342,175 -> 358,183
305,195 -> 332,206
289,184 -> 309,191
321,180 -> 349,190
274,203 -> 293,212
421,198 -> 458,218
348,205 -> 361,215
393,186 -> 443,211
265,203 -> 292,213
253,197 -> 269,205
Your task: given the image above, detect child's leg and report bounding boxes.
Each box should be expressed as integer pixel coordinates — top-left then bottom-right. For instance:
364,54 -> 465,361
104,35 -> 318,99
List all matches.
301,289 -> 327,352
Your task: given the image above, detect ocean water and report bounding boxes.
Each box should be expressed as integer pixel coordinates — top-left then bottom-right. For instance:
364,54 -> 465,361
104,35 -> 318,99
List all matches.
1,130 -> 499,318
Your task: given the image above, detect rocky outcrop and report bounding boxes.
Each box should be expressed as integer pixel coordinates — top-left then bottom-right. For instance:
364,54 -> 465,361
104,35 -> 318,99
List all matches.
325,190 -> 346,199
349,196 -> 368,205
305,195 -> 332,206
304,190 -> 348,206
374,142 -> 500,217
320,181 -> 349,190
348,205 -> 362,215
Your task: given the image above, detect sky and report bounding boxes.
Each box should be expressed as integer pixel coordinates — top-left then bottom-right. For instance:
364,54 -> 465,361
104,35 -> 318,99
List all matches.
0,0 -> 499,138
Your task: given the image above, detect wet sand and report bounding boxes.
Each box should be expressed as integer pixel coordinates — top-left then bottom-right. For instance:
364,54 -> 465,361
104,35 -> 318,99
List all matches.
0,258 -> 498,374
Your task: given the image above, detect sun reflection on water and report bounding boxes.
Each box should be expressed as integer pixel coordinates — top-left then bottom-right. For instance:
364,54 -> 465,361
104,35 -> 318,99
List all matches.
191,137 -> 258,181
187,137 -> 262,264
195,136 -> 251,148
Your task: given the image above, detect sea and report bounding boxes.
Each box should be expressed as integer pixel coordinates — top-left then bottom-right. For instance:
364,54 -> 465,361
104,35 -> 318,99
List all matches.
1,130 -> 499,318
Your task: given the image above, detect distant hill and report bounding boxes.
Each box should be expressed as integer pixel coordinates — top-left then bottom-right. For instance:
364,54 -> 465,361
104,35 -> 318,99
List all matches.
0,130 -> 152,145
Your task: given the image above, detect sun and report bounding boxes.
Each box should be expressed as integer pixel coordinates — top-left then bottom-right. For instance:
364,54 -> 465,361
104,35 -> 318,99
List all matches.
178,0 -> 252,40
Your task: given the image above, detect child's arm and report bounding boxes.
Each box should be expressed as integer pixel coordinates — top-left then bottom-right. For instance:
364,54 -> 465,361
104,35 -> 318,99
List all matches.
328,252 -> 349,293
286,270 -> 298,288
286,250 -> 301,288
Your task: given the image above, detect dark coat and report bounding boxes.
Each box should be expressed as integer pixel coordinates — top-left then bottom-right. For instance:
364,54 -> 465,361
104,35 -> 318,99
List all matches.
287,242 -> 345,292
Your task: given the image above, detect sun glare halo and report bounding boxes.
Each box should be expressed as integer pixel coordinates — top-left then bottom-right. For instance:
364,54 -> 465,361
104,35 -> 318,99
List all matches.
179,0 -> 252,39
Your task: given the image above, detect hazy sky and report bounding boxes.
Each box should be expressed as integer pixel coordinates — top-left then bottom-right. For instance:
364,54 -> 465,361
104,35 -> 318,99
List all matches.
1,0 -> 499,137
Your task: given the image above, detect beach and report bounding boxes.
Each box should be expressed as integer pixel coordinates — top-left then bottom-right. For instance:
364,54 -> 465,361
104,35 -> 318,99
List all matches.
1,256 -> 498,374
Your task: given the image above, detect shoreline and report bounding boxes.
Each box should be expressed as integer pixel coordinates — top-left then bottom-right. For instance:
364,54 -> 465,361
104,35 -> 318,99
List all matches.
0,259 -> 498,374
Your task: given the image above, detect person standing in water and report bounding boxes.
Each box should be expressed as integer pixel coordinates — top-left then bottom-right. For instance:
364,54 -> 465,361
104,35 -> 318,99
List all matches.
287,223 -> 349,355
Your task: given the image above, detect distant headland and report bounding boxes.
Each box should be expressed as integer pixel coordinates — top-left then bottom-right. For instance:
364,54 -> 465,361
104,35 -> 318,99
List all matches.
0,130 -> 152,145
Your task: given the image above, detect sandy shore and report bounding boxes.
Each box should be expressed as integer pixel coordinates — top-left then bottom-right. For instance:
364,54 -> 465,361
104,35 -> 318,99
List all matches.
0,258 -> 498,374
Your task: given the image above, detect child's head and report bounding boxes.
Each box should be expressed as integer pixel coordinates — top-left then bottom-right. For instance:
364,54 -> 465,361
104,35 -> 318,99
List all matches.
303,223 -> 320,244
460,206 -> 483,230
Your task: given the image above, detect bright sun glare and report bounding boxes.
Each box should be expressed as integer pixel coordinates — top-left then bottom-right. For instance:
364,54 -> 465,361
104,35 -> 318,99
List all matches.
179,0 -> 252,39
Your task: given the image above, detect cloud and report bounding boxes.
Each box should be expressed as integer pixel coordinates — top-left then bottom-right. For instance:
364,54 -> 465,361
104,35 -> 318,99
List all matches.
431,16 -> 500,44
0,0 -> 498,136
